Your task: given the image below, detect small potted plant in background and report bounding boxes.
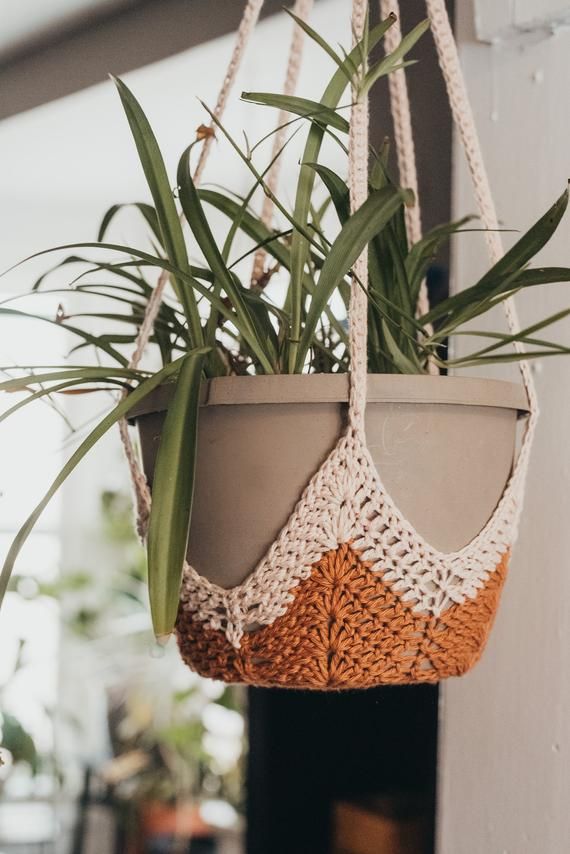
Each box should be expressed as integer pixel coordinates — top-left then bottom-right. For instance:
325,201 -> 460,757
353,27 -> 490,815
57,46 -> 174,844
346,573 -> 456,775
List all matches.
0,641 -> 40,791
2,10 -> 570,684
7,489 -> 245,850
102,680 -> 243,852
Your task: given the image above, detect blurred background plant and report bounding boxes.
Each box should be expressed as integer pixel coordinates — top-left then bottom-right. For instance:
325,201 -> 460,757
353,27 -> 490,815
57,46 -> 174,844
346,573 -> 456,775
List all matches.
0,640 -> 41,789
2,488 -> 245,852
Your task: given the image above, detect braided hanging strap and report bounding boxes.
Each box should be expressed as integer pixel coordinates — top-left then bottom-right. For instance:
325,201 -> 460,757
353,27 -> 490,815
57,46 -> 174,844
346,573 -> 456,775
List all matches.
380,1 -> 536,415
347,0 -> 370,436
119,0 -> 266,539
251,0 -> 314,286
379,0 -> 436,372
424,0 -> 538,447
379,2 -> 422,245
193,0 -> 265,184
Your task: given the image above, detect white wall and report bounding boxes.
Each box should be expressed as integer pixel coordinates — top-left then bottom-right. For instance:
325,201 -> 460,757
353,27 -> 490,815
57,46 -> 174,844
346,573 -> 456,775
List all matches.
437,3 -> 570,852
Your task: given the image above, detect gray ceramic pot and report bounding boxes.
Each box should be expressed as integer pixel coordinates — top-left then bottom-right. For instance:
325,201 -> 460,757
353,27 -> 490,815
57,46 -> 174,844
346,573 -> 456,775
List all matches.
131,374 -> 528,588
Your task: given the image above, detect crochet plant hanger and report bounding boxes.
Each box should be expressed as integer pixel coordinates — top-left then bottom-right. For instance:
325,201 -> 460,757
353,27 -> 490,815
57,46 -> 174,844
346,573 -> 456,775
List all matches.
121,0 -> 538,689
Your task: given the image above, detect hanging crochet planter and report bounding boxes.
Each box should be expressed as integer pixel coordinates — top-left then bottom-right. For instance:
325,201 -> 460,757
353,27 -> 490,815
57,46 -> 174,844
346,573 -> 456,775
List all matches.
131,374 -> 529,688
6,0 -> 566,695
121,0 -> 539,688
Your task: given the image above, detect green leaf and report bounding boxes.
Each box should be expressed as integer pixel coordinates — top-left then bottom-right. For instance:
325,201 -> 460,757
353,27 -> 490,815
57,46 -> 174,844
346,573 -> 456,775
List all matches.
509,267 -> 570,288
176,145 -> 276,373
361,19 -> 429,97
287,16 -> 403,371
283,7 -> 357,79
244,290 -> 280,357
381,319 -> 422,373
444,350 -> 570,368
228,229 -> 292,270
2,240 -> 250,357
0,366 -> 145,393
0,352 -> 208,610
14,280 -> 188,365
112,76 -> 202,344
306,163 -> 415,367
296,185 -> 410,368
307,162 -> 350,223
147,350 -> 206,639
378,225 -> 416,358
32,255 -> 153,292
405,216 -> 473,302
98,202 -> 161,245
198,102 -> 324,254
199,189 -> 348,349
0,713 -> 38,772
241,92 -> 349,132
0,378 -> 127,423
200,190 -> 294,269
209,132 -> 297,367
360,60 -> 418,98
447,307 -> 570,362
0,308 -> 129,366
222,126 -> 302,267
423,187 -> 570,327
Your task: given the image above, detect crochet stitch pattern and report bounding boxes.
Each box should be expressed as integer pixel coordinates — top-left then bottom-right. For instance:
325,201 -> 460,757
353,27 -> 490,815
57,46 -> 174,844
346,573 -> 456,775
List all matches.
177,426 -> 523,650
176,545 -> 509,688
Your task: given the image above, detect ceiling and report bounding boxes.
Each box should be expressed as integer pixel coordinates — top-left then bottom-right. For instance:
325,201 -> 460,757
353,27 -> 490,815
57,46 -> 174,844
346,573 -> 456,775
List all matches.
0,0 -> 136,60
0,0 -> 286,120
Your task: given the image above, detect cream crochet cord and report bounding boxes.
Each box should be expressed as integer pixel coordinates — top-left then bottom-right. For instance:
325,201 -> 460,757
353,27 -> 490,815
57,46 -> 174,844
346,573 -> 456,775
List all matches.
251,0 -> 315,285
121,0 -> 538,648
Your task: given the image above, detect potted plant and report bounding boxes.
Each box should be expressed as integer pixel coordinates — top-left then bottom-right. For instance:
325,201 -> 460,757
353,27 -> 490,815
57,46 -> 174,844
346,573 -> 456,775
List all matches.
2,10 -> 570,686
7,489 -> 245,847
102,681 -> 244,852
0,643 -> 39,790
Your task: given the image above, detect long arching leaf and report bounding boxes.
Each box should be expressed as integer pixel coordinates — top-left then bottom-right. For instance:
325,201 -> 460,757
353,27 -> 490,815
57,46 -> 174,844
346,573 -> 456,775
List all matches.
176,145 -> 276,373
0,352 -> 208,610
0,308 -> 130,366
296,185 -> 410,368
112,76 -> 203,345
422,187 -> 569,327
287,15 -> 399,370
241,93 -> 349,133
147,350 -> 206,639
98,202 -> 161,244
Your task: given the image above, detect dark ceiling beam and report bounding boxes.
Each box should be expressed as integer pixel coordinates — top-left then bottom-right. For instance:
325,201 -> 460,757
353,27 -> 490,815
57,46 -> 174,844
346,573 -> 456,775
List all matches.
0,0 -> 286,121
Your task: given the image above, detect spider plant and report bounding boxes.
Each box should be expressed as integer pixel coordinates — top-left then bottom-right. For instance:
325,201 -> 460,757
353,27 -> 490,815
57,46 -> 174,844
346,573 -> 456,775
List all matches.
2,12 -> 570,640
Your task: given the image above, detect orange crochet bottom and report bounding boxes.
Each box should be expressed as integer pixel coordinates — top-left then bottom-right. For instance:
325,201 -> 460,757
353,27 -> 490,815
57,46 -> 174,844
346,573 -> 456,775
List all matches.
176,544 -> 508,689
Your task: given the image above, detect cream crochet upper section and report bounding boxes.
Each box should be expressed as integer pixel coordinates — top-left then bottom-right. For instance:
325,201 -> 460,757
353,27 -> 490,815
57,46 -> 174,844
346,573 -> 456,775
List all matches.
180,426 -> 526,648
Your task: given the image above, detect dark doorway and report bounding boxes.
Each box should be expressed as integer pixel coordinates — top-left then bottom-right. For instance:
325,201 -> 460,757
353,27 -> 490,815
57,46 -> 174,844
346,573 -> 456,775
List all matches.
247,685 -> 438,854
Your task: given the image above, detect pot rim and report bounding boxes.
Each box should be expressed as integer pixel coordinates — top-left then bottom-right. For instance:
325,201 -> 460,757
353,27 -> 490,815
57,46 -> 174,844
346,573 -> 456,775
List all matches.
129,373 -> 530,420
